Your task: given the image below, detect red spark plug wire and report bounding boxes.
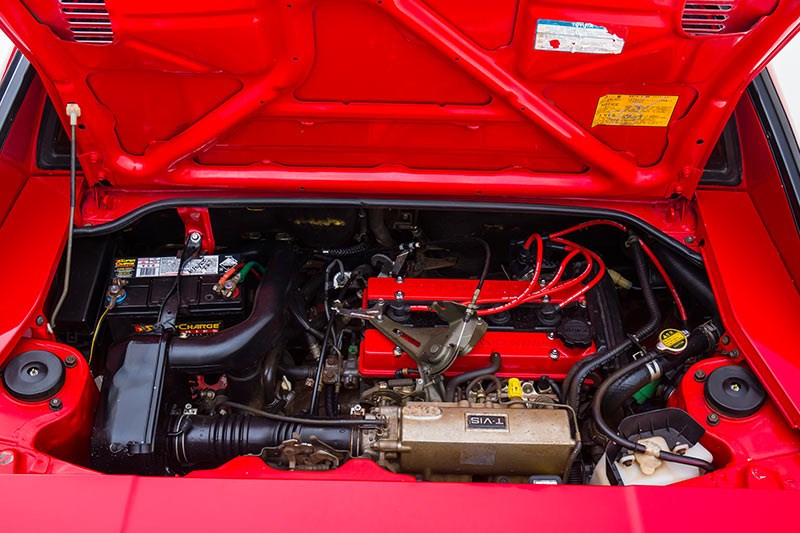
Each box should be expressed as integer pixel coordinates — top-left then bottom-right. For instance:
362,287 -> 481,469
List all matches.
404,220 -> 687,322
639,240 -> 688,323
477,234 -> 544,315
550,220 -> 687,321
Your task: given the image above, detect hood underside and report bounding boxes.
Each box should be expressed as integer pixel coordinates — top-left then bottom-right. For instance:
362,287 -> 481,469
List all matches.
2,0 -> 799,199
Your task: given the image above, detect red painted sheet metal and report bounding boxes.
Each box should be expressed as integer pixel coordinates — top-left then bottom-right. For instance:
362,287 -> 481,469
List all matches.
75,189 -> 699,243
0,176 -> 70,362
3,473 -> 800,532
669,357 -> 800,488
0,339 -> 98,467
696,189 -> 800,428
0,1 -> 798,201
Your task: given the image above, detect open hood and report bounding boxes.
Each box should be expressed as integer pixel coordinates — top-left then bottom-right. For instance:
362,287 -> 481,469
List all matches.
1,0 -> 799,200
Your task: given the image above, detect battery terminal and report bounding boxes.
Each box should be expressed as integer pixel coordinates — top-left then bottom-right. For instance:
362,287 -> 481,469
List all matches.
105,277 -> 128,309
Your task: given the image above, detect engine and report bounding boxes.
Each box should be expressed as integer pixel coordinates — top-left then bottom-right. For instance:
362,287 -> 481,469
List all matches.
46,207 -> 731,484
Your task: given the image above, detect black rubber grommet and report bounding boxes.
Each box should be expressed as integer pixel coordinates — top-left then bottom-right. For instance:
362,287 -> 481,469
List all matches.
2,350 -> 65,402
704,365 -> 766,418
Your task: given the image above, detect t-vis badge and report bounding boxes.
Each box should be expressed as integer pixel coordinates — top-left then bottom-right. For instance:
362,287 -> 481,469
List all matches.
466,413 -> 508,430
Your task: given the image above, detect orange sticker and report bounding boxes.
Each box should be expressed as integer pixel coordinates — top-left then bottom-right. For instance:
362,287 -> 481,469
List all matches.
592,94 -> 679,127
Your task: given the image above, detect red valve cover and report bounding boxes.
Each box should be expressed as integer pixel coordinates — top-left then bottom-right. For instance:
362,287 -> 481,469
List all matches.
359,277 -> 595,378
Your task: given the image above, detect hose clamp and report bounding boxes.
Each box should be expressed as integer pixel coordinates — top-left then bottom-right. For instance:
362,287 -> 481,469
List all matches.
644,359 -> 662,381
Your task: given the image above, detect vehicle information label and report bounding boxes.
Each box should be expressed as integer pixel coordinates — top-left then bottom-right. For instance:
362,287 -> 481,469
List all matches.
592,94 -> 679,127
534,19 -> 625,55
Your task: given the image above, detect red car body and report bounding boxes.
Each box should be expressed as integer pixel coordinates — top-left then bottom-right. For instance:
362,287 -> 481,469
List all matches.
0,0 -> 800,530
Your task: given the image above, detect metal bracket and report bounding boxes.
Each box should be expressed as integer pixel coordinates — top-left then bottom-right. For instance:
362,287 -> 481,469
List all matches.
178,207 -> 215,254
338,300 -> 487,377
262,436 -> 349,470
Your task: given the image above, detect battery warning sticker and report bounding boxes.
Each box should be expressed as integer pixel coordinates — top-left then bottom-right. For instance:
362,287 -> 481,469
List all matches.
114,255 -> 239,279
535,19 -> 625,55
592,94 -> 679,127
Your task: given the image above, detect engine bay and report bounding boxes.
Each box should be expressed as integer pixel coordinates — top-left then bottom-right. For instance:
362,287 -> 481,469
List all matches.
6,204 -> 791,486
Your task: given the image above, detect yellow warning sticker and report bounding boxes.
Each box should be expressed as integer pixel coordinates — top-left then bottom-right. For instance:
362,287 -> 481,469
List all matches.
592,94 -> 679,127
657,328 -> 688,353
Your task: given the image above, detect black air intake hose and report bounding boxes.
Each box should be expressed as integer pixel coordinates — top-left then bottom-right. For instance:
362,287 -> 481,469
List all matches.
653,245 -> 717,316
565,236 -> 661,411
168,248 -> 295,373
368,209 -> 394,247
444,352 -> 502,402
601,322 -> 720,418
168,415 -> 360,467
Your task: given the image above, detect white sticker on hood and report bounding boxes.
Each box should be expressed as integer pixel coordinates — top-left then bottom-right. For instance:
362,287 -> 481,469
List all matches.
535,19 -> 625,55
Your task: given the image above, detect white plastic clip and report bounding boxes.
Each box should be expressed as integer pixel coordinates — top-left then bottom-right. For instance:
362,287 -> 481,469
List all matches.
66,103 -> 81,126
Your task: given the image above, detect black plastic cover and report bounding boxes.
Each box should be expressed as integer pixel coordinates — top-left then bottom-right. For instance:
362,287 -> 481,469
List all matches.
90,335 -> 168,473
2,350 -> 64,401
52,237 -> 113,335
705,365 -> 766,418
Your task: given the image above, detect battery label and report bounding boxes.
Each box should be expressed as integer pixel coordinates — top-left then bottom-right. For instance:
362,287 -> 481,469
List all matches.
114,255 -> 239,279
133,321 -> 223,335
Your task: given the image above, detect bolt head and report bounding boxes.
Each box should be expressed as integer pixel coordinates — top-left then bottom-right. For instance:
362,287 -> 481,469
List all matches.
547,332 -> 556,340
393,346 -> 403,357
64,354 -> 77,368
707,412 -> 720,426
684,236 -> 696,244
35,315 -> 45,326
721,335 -> 731,345
394,290 -> 404,301
49,397 -> 62,411
395,277 -> 404,284
27,367 -> 39,377
549,349 -> 559,360
542,295 -> 551,303
694,369 -> 707,382
0,451 -> 14,465
189,232 -> 202,242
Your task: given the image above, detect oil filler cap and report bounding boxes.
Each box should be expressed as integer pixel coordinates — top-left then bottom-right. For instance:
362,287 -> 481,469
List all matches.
2,350 -> 65,402
704,366 -> 765,418
557,318 -> 593,348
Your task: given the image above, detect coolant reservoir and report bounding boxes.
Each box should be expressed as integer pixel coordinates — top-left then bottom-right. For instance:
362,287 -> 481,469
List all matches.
590,436 -> 713,486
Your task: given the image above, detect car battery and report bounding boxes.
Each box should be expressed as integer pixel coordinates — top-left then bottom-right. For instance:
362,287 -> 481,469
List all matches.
106,253 -> 245,341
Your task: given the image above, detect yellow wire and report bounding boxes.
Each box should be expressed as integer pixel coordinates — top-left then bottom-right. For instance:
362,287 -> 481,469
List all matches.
89,306 -> 111,366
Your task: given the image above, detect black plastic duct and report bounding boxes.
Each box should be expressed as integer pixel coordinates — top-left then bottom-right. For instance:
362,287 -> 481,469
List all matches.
168,248 -> 294,373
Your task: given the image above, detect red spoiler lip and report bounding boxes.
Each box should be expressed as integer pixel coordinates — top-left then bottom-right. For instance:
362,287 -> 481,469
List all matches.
1,0 -> 799,200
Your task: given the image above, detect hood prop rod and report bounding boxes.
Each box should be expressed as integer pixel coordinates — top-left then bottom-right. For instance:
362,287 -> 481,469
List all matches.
50,103 -> 81,328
